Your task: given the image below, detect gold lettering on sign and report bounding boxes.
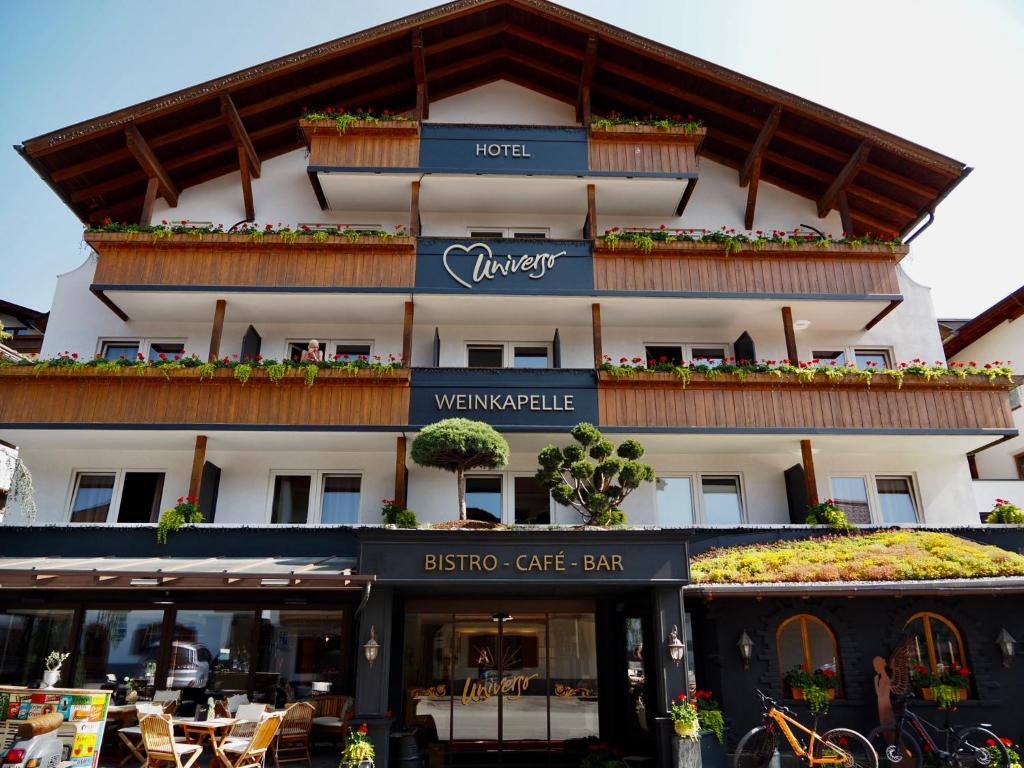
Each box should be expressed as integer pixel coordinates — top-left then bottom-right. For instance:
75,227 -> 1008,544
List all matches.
424,552 -> 623,573
583,554 -> 624,572
433,393 -> 574,412
461,673 -> 539,705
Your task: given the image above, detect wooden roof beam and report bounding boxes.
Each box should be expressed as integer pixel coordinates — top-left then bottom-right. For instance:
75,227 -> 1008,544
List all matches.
576,34 -> 598,123
817,140 -> 870,218
413,28 -> 429,119
125,123 -> 178,207
744,156 -> 761,230
740,104 -> 781,186
220,93 -> 261,178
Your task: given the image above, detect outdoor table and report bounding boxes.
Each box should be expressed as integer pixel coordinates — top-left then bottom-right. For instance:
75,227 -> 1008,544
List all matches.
106,704 -> 138,728
173,717 -> 238,748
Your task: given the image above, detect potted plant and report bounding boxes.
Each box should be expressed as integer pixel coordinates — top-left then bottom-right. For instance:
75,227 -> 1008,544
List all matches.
805,500 -> 855,532
42,651 -> 70,689
381,498 -> 417,528
671,693 -> 700,739
156,495 -> 203,544
579,741 -> 627,768
783,666 -> 837,715
341,723 -> 375,768
913,663 -> 970,707
986,498 -> 1024,524
694,689 -> 726,768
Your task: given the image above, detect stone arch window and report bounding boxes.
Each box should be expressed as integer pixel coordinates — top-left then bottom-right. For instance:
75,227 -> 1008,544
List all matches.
904,611 -> 969,685
777,613 -> 842,695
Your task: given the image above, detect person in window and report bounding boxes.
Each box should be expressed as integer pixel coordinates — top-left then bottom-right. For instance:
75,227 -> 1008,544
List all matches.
301,340 -> 324,363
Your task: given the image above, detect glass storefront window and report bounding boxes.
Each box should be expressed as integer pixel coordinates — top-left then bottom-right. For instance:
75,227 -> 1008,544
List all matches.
74,609 -> 166,688
0,609 -> 75,686
548,613 -> 598,740
255,610 -> 346,703
169,611 -> 254,693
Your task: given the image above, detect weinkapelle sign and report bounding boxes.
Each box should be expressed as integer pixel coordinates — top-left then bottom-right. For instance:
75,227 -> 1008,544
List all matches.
417,238 -> 593,294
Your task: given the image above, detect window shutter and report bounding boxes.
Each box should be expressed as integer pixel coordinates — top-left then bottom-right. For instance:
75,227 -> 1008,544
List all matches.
783,464 -> 809,524
733,331 -> 756,364
433,327 -> 440,367
240,325 -> 262,362
552,329 -> 562,368
199,462 -> 221,523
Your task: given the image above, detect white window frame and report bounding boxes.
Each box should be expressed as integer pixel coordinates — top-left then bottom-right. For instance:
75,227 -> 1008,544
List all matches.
465,471 -> 554,525
828,472 -> 921,524
265,470 -> 362,525
466,227 -> 550,239
642,342 -> 732,366
655,472 -> 747,525
284,339 -> 375,362
65,468 -> 168,524
97,338 -> 188,362
465,341 -> 552,369
810,347 -> 895,368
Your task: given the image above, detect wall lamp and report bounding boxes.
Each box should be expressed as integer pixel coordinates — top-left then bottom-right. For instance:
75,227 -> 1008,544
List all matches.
363,625 -> 380,667
997,628 -> 1016,668
667,625 -> 685,666
737,630 -> 755,670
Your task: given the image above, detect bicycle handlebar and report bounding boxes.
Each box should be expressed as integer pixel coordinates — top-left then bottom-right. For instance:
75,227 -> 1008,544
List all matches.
756,689 -> 794,717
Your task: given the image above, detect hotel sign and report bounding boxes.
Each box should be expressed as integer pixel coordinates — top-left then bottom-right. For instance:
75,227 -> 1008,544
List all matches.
409,369 -> 597,429
416,238 -> 593,294
419,124 -> 588,174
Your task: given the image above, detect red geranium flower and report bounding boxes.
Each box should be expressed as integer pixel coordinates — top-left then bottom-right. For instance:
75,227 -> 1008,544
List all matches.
358,723 -> 369,735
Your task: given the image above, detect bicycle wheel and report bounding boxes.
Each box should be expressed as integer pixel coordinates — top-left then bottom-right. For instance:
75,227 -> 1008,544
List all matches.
734,725 -> 778,768
953,726 -> 1011,768
816,728 -> 879,768
868,726 -> 923,768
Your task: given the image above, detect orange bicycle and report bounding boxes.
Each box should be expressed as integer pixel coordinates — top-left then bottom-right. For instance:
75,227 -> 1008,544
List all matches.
734,690 -> 878,768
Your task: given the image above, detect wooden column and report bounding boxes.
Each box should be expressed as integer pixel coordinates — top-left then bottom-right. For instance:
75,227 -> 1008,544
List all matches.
139,177 -> 158,225
409,180 -> 421,236
586,183 -> 597,240
781,306 -> 799,362
576,35 -> 598,124
800,439 -> 819,506
402,301 -> 414,366
591,302 -> 603,367
208,299 -> 227,362
394,435 -> 408,506
743,157 -> 761,231
188,435 -> 208,501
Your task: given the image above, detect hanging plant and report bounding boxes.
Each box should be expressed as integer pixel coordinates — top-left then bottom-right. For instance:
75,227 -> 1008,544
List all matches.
157,496 -> 203,544
6,456 -> 38,524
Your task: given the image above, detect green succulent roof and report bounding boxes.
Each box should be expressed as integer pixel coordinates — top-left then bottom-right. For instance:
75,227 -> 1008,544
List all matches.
691,530 -> 1024,584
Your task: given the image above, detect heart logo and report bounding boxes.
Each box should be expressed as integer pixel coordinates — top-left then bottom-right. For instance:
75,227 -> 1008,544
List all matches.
442,242 -> 491,289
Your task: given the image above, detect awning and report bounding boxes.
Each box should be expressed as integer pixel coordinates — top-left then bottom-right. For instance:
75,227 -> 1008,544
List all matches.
0,555 -> 369,590
685,576 -> 1024,599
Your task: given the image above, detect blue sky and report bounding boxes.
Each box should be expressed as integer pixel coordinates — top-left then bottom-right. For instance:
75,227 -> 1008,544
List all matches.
1,0 -> 1021,317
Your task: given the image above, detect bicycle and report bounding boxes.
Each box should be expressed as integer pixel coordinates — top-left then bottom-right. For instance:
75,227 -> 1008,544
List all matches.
734,690 -> 878,768
868,697 -> 1011,768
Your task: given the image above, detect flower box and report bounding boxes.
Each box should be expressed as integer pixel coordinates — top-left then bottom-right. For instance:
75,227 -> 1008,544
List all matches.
589,123 -> 707,142
919,687 -> 968,703
84,231 -> 415,251
790,687 -> 835,702
299,117 -> 420,141
593,237 -> 908,259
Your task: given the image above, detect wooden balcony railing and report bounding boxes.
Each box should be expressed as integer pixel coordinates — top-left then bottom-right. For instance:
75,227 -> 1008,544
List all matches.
0,368 -> 410,427
300,119 -> 420,169
588,125 -> 704,175
593,239 -> 907,297
86,231 -> 417,290
597,371 -> 1016,433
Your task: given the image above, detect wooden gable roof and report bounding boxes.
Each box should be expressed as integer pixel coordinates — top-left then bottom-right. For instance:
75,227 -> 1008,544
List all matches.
17,0 -> 969,235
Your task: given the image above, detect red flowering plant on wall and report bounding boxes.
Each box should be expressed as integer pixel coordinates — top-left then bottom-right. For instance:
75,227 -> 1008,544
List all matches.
300,104 -> 416,132
591,110 -> 704,134
599,224 -> 903,253
985,498 -> 1024,524
156,496 -> 202,544
343,722 -> 375,764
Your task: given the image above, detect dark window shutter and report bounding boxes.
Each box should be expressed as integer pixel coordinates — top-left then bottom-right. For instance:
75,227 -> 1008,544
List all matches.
733,331 -> 755,364
199,462 -> 221,523
240,325 -> 262,362
784,464 -> 808,524
552,329 -> 561,369
433,327 -> 441,367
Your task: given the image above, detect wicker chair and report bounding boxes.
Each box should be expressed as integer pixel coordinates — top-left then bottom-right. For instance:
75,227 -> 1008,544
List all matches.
139,714 -> 202,768
215,714 -> 283,768
226,703 -> 273,742
273,702 -> 315,767
311,695 -> 352,748
117,703 -> 167,767
214,699 -> 231,719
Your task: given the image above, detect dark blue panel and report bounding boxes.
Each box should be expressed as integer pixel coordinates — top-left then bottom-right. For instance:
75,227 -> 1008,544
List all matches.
410,368 -> 597,429
416,238 -> 593,294
420,123 -> 588,174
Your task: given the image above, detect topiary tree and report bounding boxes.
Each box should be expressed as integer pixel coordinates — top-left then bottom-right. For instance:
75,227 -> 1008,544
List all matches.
410,418 -> 510,520
535,422 -> 654,526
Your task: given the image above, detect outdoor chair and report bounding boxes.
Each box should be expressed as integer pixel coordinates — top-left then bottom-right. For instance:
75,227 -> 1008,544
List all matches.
273,702 -> 315,767
310,694 -> 352,748
117,703 -> 167,767
226,703 -> 273,742
139,714 -> 202,768
214,699 -> 231,719
214,713 -> 283,768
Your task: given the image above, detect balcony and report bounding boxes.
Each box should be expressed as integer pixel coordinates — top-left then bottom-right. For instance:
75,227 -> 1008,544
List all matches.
0,367 -> 410,429
597,371 -> 1017,436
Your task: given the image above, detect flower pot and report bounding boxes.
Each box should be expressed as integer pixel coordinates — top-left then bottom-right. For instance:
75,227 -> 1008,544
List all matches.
791,687 -> 835,702
42,668 -> 61,689
672,732 -> 702,768
675,720 -> 700,739
700,730 -> 727,768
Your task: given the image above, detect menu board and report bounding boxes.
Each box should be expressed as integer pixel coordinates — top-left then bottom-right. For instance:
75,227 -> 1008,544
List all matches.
0,687 -> 111,768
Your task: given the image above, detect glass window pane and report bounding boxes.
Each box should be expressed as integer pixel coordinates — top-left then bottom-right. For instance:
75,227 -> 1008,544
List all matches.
498,615 -> 548,741
854,349 -> 890,369
256,610 -> 347,703
513,346 -> 549,369
334,344 -> 371,361
830,476 -> 871,524
116,471 -> 165,523
656,476 -> 695,526
777,620 -> 806,682
70,473 -> 116,523
512,232 -> 546,239
876,477 -> 918,524
691,347 -> 726,366
549,613 -> 599,740
645,346 -> 683,366
514,476 -> 549,525
73,609 -> 166,688
467,345 -> 503,368
812,350 -> 846,366
321,475 -> 360,524
0,609 -> 75,686
287,342 -> 308,363
169,610 -> 254,693
469,231 -> 504,239
271,475 -> 311,524
701,477 -> 743,524
465,477 -> 501,523
805,620 -> 838,677
101,341 -> 140,361
148,342 -> 185,361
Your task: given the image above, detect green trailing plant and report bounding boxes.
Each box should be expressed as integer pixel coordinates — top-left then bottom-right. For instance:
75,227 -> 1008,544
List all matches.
381,498 -> 417,528
342,723 -> 375,764
597,225 -> 904,252
784,666 -> 837,715
670,693 -> 700,740
535,423 -> 654,526
266,362 -> 287,383
591,111 -> 704,134
411,419 -> 510,521
693,689 -> 725,743
986,498 -> 1024,524
233,363 -> 253,385
0,321 -> 9,342
805,499 -> 855,532
301,105 -> 416,133
85,219 -> 408,241
156,496 -> 203,544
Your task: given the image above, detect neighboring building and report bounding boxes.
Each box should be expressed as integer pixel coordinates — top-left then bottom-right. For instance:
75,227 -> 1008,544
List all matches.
941,285 -> 1024,514
0,299 -> 47,357
1,2 -> 1020,765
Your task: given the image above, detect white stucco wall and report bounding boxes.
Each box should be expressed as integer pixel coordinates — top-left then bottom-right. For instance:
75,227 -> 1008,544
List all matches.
426,80 -> 578,126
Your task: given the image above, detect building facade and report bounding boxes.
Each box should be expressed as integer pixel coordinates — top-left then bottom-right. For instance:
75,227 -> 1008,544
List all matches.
2,2 -> 1020,766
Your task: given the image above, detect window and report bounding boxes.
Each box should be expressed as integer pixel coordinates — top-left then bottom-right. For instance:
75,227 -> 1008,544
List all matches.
100,340 -> 140,361
69,473 -> 116,522
168,611 -> 254,691
830,474 -> 919,524
811,350 -> 846,366
701,476 -> 744,524
646,345 -> 684,366
876,476 -> 918,524
812,348 -> 896,369
68,470 -> 166,523
514,476 -> 550,525
116,472 -> 165,523
73,609 -> 166,688
467,344 -> 504,368
1016,453 -> 1024,480
287,340 -> 374,363
467,227 -> 549,239
269,472 -> 361,524
904,612 -> 968,690
465,476 -> 502,523
466,342 -> 551,369
830,476 -> 871,524
656,476 -> 695,525
255,610 -> 347,700
777,615 -> 841,695
643,343 -> 729,367
334,343 -> 372,361
854,348 -> 892,369
148,342 -> 186,361
0,609 -> 75,687
512,346 -> 549,369
99,339 -> 187,362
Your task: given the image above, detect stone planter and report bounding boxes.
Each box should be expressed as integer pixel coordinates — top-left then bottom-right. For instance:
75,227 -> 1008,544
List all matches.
672,733 -> 702,768
41,668 -> 61,689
